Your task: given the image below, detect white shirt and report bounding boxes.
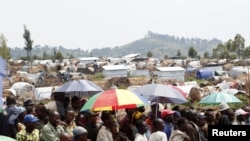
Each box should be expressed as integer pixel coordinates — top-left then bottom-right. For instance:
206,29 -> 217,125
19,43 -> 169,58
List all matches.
149,131 -> 168,141
135,133 -> 148,141
96,125 -> 113,141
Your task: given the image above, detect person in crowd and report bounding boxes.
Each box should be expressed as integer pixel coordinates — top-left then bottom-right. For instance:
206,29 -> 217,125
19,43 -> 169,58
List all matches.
73,126 -> 89,141
185,110 -> 201,141
40,110 -> 65,141
23,98 -> 35,115
161,109 -> 175,140
119,108 -> 137,141
16,114 -> 40,141
59,132 -> 73,141
46,94 -> 66,120
146,102 -> 161,133
16,106 -> 27,132
169,117 -> 190,141
204,109 -> 216,126
149,118 -> 167,141
173,111 -> 181,130
64,97 -> 71,109
3,95 -> 19,138
132,106 -> 147,124
35,103 -> 49,131
111,120 -> 130,141
83,110 -> 100,141
242,105 -> 250,125
172,105 -> 181,113
134,120 -> 149,141
216,102 -> 233,125
96,111 -> 115,141
62,107 -> 77,135
196,113 -> 208,141
71,96 -> 81,116
232,108 -> 248,125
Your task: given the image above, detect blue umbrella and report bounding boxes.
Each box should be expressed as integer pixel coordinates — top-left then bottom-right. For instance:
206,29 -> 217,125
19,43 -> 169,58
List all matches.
133,84 -> 188,104
53,79 -> 103,98
199,92 -> 242,104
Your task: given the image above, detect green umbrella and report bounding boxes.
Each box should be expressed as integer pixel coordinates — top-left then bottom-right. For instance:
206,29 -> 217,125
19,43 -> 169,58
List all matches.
0,135 -> 16,141
199,92 -> 242,104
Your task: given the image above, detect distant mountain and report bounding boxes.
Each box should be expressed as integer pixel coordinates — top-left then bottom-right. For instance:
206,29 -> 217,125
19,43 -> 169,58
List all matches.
10,31 -> 222,60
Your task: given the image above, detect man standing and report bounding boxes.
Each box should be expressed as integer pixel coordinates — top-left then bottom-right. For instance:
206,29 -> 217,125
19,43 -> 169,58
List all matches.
40,110 -> 65,141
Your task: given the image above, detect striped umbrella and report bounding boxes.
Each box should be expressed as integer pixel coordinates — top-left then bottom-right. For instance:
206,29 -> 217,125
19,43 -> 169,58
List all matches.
80,89 -> 149,111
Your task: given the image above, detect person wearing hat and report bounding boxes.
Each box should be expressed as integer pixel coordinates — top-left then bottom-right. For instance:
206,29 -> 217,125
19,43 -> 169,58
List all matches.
216,102 -> 234,125
16,114 -> 40,141
23,98 -> 35,115
73,126 -> 88,141
196,113 -> 208,141
83,110 -> 100,141
242,105 -> 250,125
161,109 -> 175,140
232,108 -> 248,125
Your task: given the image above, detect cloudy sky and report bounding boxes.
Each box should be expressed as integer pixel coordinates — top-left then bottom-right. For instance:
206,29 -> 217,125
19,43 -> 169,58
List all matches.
0,0 -> 249,50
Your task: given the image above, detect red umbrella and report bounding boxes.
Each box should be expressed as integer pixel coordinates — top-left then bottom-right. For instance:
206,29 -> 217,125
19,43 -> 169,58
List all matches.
80,89 -> 149,111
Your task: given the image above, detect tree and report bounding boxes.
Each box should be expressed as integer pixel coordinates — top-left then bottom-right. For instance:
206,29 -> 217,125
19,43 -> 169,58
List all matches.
164,54 -> 168,59
147,51 -> 153,58
203,51 -> 209,58
243,46 -> 250,58
233,34 -> 245,59
177,50 -> 181,57
23,25 -> 33,63
0,34 -> 11,61
55,51 -> 64,62
188,46 -> 197,58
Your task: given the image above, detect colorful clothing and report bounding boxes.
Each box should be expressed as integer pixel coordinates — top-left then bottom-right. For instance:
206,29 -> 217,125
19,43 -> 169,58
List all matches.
16,129 -> 40,141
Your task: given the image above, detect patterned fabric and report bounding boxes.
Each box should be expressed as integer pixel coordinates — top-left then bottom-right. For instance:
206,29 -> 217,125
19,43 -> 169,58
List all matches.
16,129 -> 40,141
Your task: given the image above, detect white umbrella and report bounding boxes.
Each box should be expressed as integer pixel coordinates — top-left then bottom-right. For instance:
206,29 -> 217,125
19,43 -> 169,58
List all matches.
52,79 -> 103,98
133,84 -> 188,104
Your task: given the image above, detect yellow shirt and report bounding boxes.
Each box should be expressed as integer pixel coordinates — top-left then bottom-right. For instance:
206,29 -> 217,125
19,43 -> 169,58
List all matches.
16,129 -> 40,141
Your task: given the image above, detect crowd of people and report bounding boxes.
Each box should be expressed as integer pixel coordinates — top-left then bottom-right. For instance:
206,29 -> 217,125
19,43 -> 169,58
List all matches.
0,94 -> 250,141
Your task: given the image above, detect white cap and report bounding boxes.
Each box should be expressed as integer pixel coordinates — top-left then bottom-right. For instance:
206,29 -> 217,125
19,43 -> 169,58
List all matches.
235,109 -> 248,116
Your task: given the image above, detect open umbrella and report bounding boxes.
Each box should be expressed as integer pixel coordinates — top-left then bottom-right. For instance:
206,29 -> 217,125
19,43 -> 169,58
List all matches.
52,79 -> 103,98
80,89 -> 149,111
133,84 -> 188,104
0,135 -> 16,141
199,92 -> 242,104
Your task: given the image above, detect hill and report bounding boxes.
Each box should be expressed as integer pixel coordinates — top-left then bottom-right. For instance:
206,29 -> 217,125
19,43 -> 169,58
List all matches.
10,31 -> 222,59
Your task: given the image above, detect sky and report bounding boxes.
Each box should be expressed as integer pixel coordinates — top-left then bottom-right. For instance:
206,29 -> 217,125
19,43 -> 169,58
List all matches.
0,0 -> 250,51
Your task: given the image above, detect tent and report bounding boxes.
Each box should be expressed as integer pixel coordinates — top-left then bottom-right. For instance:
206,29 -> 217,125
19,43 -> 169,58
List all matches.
196,69 -> 214,79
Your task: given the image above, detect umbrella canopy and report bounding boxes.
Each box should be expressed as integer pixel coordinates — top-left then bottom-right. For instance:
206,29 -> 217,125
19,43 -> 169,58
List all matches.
199,92 -> 242,104
52,79 -> 103,98
0,135 -> 16,141
80,89 -> 149,111
133,84 -> 188,104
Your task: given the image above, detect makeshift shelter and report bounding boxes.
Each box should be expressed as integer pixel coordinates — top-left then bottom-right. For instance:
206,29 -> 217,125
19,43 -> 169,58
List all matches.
196,69 -> 214,79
